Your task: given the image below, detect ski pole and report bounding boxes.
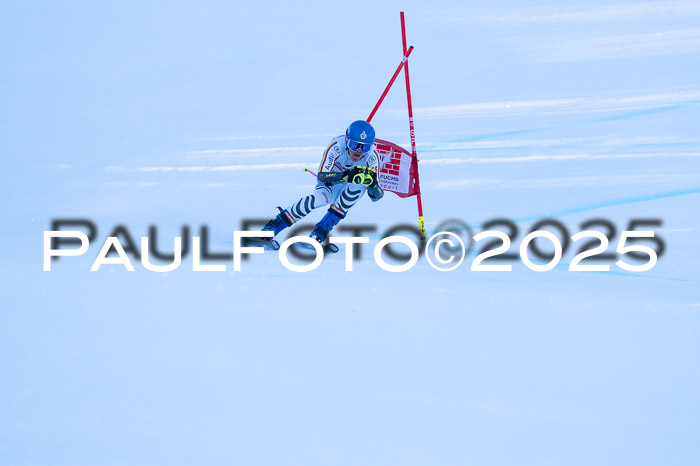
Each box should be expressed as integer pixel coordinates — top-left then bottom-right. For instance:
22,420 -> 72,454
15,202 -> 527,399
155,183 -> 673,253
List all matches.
303,167 -> 318,178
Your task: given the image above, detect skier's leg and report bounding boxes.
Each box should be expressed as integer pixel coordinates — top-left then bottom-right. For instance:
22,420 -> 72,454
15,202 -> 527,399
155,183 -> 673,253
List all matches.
286,185 -> 333,222
310,183 -> 366,243
260,185 -> 333,239
260,207 -> 295,236
335,184 -> 365,213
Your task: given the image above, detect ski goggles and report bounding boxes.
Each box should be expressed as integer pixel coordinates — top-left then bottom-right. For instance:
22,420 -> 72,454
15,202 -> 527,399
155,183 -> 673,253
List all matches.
347,138 -> 372,154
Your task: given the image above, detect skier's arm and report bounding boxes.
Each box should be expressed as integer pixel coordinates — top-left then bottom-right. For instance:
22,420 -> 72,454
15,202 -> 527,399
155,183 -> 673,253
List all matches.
366,147 -> 383,201
318,139 -> 342,174
367,147 -> 380,173
367,173 -> 383,201
318,167 -> 373,185
339,146 -> 382,186
340,165 -> 383,200
317,171 -> 345,184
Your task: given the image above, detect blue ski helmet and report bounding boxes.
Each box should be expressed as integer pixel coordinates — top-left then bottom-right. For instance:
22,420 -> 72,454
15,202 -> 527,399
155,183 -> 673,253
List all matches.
345,120 -> 375,154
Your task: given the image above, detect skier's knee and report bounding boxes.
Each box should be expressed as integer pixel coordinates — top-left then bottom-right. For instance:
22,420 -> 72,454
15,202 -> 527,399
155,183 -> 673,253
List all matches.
313,191 -> 331,208
336,186 -> 365,211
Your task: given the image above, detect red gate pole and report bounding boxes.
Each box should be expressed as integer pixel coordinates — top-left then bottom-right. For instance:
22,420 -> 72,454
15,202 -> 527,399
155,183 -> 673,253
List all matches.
367,46 -> 413,124
400,12 -> 425,240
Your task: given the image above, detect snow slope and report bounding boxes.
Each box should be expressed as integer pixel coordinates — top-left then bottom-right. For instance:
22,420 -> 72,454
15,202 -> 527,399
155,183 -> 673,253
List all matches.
1,1 -> 699,465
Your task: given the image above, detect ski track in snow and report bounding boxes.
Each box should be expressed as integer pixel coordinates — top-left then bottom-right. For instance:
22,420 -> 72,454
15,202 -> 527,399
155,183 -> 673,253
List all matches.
104,89 -> 699,170
428,1 -> 700,25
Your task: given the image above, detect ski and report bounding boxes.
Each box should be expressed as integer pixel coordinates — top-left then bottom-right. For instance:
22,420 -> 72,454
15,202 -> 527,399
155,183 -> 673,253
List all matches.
245,237 -> 339,254
296,242 -> 340,254
245,237 -> 280,251
324,244 -> 339,254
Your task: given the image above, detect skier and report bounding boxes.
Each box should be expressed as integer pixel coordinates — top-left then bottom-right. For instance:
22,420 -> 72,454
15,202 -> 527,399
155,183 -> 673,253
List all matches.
252,120 -> 384,251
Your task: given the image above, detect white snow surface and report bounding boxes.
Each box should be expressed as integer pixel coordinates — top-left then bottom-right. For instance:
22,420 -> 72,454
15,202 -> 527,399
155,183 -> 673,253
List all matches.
1,1 -> 699,465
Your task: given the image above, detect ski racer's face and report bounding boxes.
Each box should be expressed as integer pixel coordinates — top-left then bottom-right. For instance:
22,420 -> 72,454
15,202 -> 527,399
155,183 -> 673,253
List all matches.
348,145 -> 364,162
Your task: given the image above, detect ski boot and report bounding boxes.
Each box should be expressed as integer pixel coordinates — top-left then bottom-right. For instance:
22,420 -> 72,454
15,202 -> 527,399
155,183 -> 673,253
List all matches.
306,205 -> 345,253
247,207 -> 295,251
